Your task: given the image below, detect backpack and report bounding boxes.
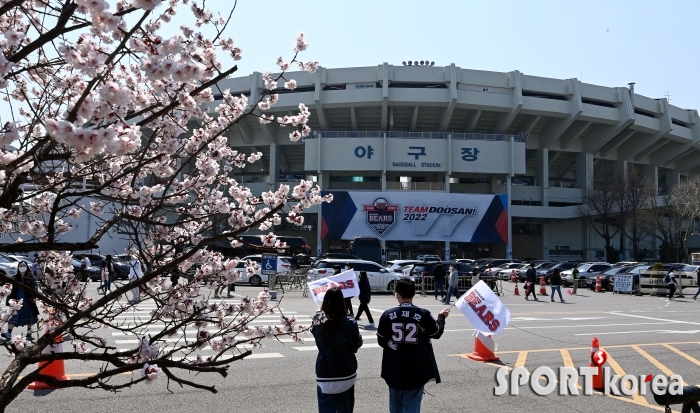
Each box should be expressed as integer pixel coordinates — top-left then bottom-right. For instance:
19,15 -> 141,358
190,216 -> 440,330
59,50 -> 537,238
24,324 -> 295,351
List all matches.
663,274 -> 671,284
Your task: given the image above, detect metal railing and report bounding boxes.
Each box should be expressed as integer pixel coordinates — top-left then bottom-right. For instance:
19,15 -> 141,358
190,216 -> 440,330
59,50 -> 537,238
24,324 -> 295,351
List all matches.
310,131 -> 528,142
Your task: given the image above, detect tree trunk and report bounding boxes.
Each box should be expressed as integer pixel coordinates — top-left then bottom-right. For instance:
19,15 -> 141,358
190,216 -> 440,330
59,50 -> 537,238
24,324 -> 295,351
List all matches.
0,357 -> 26,412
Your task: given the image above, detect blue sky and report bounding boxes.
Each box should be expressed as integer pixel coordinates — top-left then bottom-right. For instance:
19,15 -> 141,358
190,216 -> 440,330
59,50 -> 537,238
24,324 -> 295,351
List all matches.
198,0 -> 700,110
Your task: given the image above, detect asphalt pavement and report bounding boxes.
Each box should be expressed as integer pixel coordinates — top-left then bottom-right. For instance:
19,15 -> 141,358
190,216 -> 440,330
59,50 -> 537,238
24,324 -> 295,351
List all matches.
2,281 -> 700,412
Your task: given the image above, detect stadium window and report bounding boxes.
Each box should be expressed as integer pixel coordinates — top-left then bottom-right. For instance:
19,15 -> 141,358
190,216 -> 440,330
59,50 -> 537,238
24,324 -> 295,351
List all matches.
330,176 -> 380,183
634,108 -> 657,118
582,98 -> 615,108
522,91 -> 568,101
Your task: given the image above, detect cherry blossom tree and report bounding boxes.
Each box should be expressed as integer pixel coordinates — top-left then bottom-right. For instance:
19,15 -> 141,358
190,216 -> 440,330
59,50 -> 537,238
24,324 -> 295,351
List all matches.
0,0 -> 329,409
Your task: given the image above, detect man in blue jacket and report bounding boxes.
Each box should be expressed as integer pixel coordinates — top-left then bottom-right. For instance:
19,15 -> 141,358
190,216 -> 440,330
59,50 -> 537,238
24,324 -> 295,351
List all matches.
377,277 -> 450,412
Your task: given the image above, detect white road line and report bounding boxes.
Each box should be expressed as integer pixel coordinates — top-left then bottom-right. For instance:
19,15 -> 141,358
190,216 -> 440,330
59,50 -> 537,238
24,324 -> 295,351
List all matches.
574,330 -> 673,336
572,329 -> 700,336
504,322 -> 672,330
170,353 -> 284,361
608,312 -> 700,326
293,343 -> 380,352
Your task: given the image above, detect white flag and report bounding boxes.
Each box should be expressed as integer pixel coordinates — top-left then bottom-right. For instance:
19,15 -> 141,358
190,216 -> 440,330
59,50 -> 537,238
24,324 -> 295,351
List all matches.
455,280 -> 510,334
307,270 -> 360,306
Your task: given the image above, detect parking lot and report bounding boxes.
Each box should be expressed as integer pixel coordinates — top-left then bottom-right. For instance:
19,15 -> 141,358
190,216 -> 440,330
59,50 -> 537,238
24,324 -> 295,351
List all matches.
3,281 -> 700,412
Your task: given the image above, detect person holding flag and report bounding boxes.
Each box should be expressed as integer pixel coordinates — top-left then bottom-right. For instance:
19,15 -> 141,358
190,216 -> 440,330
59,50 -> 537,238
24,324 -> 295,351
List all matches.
377,277 -> 450,413
311,287 -> 363,412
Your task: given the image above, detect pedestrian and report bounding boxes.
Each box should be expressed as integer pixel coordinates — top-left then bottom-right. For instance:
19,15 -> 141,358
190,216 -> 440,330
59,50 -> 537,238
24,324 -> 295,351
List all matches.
128,254 -> 144,304
80,254 -> 91,282
1,261 -> 40,342
354,271 -> 374,328
666,269 -> 678,300
443,264 -> 459,305
550,268 -> 565,303
524,263 -> 538,301
432,263 -> 446,302
377,277 -> 450,413
214,280 -> 226,298
571,266 -> 579,295
693,268 -> 700,300
311,287 -> 363,413
99,256 -> 114,294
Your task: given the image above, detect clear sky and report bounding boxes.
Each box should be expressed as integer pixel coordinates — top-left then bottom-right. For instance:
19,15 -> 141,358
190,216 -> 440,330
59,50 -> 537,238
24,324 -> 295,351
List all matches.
206,0 -> 700,110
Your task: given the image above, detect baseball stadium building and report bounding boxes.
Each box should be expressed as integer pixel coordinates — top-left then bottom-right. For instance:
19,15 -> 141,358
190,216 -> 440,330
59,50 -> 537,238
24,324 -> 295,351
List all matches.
210,63 -> 700,261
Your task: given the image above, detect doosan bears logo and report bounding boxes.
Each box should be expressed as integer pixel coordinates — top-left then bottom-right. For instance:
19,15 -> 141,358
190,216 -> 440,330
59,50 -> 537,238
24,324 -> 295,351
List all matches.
310,279 -> 356,296
362,198 -> 399,236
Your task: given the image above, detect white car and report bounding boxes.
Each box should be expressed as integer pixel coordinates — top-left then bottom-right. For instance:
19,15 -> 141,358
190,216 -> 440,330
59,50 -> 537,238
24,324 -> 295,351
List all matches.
385,260 -> 420,273
307,259 -> 403,292
561,263 -> 612,286
416,255 -> 441,262
0,254 -> 18,277
496,263 -> 529,280
455,259 -> 474,264
235,255 -> 294,286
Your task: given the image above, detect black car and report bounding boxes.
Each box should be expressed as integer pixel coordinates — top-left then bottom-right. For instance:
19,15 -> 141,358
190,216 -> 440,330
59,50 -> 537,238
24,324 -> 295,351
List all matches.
408,261 -> 478,289
81,253 -> 130,280
537,261 -> 580,284
314,253 -> 359,262
582,266 -> 634,290
72,258 -> 101,282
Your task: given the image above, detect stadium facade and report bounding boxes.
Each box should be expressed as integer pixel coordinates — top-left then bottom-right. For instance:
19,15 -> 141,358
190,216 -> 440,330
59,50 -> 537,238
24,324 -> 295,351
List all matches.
211,63 -> 700,261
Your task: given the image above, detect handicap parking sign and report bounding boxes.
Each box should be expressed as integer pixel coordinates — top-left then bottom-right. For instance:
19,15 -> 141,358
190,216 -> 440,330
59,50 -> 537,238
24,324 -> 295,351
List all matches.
261,254 -> 277,275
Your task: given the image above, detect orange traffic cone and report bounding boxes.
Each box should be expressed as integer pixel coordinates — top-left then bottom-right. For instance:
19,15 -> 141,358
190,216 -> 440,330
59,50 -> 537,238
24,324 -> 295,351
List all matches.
510,270 -> 516,283
595,275 -> 603,293
539,276 -> 547,296
590,337 -> 604,390
467,331 -> 500,362
28,329 -> 70,389
513,282 -> 520,296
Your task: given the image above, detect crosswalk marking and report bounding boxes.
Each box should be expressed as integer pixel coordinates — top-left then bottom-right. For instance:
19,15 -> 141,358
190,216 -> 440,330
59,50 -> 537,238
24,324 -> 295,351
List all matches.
293,343 -> 381,352
169,353 -> 284,361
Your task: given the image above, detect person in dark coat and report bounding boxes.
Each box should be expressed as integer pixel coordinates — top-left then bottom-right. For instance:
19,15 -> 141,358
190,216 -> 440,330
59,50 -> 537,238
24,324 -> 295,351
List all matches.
2,262 -> 40,341
377,277 -> 450,413
354,271 -> 374,328
311,287 -> 363,412
525,263 -> 538,301
432,263 -> 446,301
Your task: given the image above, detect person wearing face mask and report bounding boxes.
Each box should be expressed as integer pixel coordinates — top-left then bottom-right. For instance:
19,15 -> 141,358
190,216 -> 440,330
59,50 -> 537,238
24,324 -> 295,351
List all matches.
1,262 -> 40,342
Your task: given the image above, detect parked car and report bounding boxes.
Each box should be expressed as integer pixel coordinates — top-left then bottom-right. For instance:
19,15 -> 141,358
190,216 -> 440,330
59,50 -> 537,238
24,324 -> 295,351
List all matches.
496,263 -> 530,280
312,253 -> 359,267
236,255 -> 294,286
480,259 -> 522,276
307,259 -> 400,292
583,266 -> 635,290
537,262 -> 580,284
455,259 -> 474,264
71,259 -> 101,282
385,260 -> 420,273
0,254 -> 19,277
610,264 -> 651,292
408,261 -> 474,279
416,255 -> 441,262
561,263 -> 612,287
